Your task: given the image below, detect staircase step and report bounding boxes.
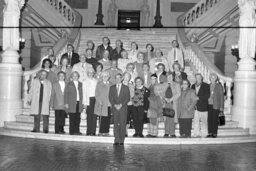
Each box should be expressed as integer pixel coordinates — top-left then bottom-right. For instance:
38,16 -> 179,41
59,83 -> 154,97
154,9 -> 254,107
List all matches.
4,121 -> 248,137
1,128 -> 254,145
15,114 -> 238,128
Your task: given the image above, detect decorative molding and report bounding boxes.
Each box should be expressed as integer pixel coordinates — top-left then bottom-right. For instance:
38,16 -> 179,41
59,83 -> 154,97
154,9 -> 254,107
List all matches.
171,2 -> 197,12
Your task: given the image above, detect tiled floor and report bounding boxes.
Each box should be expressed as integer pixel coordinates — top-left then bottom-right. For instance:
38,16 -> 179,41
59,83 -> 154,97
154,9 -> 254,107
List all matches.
0,136 -> 255,171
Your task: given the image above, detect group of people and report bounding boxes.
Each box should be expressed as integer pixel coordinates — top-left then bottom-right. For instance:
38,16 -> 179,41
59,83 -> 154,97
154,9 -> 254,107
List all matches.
27,36 -> 224,145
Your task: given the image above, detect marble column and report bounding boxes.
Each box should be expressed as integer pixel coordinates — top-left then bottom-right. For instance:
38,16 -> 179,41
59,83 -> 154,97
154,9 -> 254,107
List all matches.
231,0 -> 256,134
95,0 -> 104,25
153,0 -> 163,28
0,0 -> 24,127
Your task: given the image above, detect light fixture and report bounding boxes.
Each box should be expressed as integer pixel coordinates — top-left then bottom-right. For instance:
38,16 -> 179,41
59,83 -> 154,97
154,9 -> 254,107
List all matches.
231,44 -> 239,62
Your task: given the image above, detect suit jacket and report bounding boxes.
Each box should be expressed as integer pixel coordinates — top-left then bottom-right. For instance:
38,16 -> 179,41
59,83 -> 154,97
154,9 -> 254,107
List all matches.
61,52 -> 80,67
191,82 -> 210,112
50,82 -> 66,110
111,48 -> 125,60
28,79 -> 52,115
210,83 -> 224,111
64,81 -> 83,113
108,84 -> 130,110
96,44 -> 113,61
177,89 -> 198,119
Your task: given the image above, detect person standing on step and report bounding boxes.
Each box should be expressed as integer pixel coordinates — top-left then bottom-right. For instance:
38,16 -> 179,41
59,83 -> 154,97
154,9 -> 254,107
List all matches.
167,40 -> 184,72
94,71 -> 112,136
61,44 -> 80,67
177,79 -> 198,138
82,68 -> 98,136
64,71 -> 83,135
207,73 -> 224,138
128,42 -> 139,62
172,63 -> 187,85
72,54 -> 93,82
96,37 -> 113,61
98,50 -> 112,71
105,60 -> 123,85
132,77 -> 150,138
112,40 -> 125,61
109,73 -> 130,145
28,69 -> 52,133
191,73 -> 210,138
163,73 -> 181,138
50,71 -> 67,134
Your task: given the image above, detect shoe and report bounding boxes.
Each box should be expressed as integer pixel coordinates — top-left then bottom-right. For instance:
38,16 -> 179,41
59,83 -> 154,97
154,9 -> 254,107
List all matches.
212,134 -> 217,138
139,134 -> 144,138
59,131 -> 65,134
163,134 -> 169,138
91,133 -> 96,136
31,130 -> 37,133
98,133 -> 103,136
43,130 -> 48,134
76,132 -> 82,135
125,134 -> 128,137
133,133 -> 138,137
113,143 -> 119,146
170,135 -> 176,138
55,132 -> 60,134
119,143 -> 124,146
146,134 -> 152,137
206,134 -> 213,138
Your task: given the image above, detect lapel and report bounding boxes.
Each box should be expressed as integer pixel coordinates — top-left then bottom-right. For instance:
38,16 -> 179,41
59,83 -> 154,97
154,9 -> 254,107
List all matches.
197,83 -> 204,95
57,82 -> 66,95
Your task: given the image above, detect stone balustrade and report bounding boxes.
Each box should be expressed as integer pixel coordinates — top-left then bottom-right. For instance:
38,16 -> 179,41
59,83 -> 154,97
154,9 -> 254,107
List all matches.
183,0 -> 221,26
45,0 -> 76,25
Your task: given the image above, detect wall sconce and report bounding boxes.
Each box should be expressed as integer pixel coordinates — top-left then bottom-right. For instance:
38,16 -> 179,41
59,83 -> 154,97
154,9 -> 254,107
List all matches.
231,44 -> 239,62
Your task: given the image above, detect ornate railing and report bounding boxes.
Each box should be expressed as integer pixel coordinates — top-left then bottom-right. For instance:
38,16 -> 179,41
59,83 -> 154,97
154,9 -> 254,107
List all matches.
183,0 -> 221,26
177,14 -> 233,119
22,1 -> 82,110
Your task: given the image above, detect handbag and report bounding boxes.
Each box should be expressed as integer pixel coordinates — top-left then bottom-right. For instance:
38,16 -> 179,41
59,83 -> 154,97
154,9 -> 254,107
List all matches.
218,111 -> 225,126
163,107 -> 175,118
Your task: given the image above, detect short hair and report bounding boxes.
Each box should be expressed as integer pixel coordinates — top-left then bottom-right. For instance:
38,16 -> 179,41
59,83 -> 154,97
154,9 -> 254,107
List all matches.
131,42 -> 138,50
155,48 -> 163,56
102,37 -> 110,45
38,69 -> 48,77
71,71 -> 80,78
135,76 -> 144,85
86,40 -> 95,50
195,73 -> 203,80
172,40 -> 180,48
137,51 -> 144,59
116,39 -> 123,48
60,56 -> 70,65
157,63 -> 165,70
42,58 -> 52,69
209,73 -> 219,82
146,43 -> 154,52
57,71 -> 66,77
123,72 -> 131,81
67,44 -> 74,49
182,79 -> 191,87
172,62 -> 181,70
101,71 -> 110,79
126,62 -> 135,70
95,63 -> 103,71
143,63 -> 150,69
85,48 -> 93,53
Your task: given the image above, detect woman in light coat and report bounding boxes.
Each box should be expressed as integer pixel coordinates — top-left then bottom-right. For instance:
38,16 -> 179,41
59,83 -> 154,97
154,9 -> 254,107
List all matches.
177,79 -> 198,138
28,69 -> 52,133
94,71 -> 112,136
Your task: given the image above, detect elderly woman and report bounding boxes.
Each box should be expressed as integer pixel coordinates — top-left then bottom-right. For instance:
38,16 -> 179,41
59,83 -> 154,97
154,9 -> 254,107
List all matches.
172,63 -> 187,84
28,70 -> 52,133
177,79 -> 198,138
125,62 -> 138,84
55,56 -> 72,82
163,73 -> 181,138
82,68 -> 98,136
98,50 -> 112,71
149,48 -> 169,73
64,71 -> 83,135
94,71 -> 112,136
134,52 -> 145,77
207,73 -> 224,138
128,42 -> 139,62
144,43 -> 155,63
118,50 -> 132,72
152,63 -> 168,84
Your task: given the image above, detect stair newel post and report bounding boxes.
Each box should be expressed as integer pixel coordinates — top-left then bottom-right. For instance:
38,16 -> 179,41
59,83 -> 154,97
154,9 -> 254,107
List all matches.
153,0 -> 163,28
95,0 -> 105,25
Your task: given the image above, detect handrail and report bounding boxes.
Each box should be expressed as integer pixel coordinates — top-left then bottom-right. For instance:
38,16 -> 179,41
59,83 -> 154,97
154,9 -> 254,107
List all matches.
22,4 -> 82,109
177,14 -> 233,116
183,0 -> 221,26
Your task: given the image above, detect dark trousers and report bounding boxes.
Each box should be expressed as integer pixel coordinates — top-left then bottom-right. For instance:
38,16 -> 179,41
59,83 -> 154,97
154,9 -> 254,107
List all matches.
179,118 -> 192,137
99,107 -> 111,133
55,110 -> 66,133
132,106 -> 145,135
69,102 -> 81,135
126,105 -> 133,126
208,105 -> 219,135
113,107 -> 127,143
33,114 -> 49,132
86,97 -> 97,134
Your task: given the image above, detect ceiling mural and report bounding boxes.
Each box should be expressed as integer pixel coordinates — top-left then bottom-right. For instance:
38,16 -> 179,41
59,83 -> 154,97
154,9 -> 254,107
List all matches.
64,0 -> 88,9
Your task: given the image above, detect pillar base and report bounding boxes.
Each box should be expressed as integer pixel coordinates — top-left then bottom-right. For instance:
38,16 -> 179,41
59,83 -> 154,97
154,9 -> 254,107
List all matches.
0,49 -> 23,127
231,70 -> 256,134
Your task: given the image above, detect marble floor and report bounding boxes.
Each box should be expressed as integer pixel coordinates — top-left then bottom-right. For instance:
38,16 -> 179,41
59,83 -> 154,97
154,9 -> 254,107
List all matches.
0,136 -> 255,171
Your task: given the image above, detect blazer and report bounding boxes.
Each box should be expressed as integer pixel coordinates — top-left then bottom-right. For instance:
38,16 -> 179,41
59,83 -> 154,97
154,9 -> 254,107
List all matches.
108,84 -> 130,108
61,52 -> 80,67
177,89 -> 198,119
50,81 -> 66,110
28,79 -> 52,115
64,81 -> 83,113
96,44 -> 113,61
191,82 -> 210,112
209,83 -> 224,111
111,48 -> 125,60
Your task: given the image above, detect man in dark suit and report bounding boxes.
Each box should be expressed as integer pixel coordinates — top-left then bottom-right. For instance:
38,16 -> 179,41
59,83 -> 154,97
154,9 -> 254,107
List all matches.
61,44 -> 80,67
109,73 -> 130,145
96,37 -> 113,61
191,73 -> 210,138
